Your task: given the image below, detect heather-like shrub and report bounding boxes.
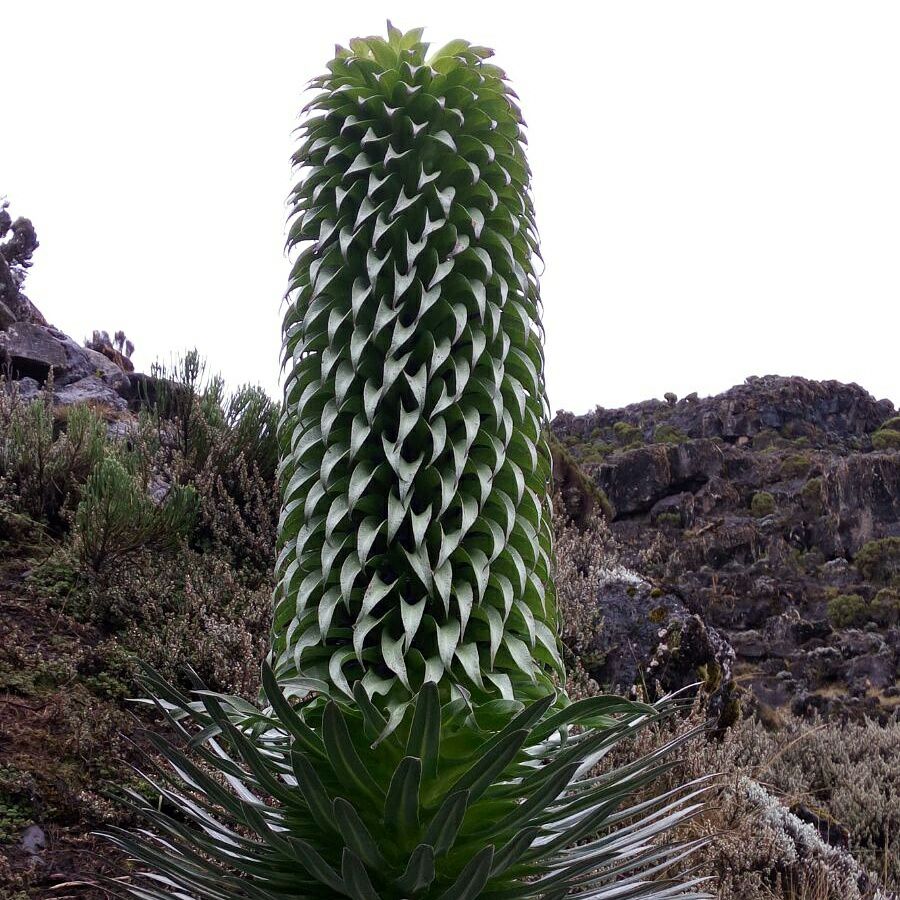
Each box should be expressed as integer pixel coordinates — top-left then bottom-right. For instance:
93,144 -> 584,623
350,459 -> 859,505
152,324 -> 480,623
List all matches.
553,500 -> 628,675
733,714 -> 900,892
827,593 -> 869,629
653,424 -> 687,445
120,550 -> 271,695
871,429 -> 900,451
74,456 -> 197,573
611,704 -> 897,899
141,354 -> 279,574
800,475 -> 825,515
870,587 -> 900,627
613,420 -> 643,446
750,490 -> 776,517
0,379 -> 108,522
223,383 -> 279,482
146,352 -> 278,483
145,348 -> 213,466
191,443 -> 277,577
781,452 -> 813,479
854,537 -> 900,584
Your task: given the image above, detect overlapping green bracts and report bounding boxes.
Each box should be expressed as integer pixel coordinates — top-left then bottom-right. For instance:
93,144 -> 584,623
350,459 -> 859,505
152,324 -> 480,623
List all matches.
103,667 -> 710,900
274,25 -> 560,707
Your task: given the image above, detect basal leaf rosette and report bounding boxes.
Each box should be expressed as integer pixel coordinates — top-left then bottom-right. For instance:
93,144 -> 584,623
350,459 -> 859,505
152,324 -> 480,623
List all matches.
102,667 -> 710,900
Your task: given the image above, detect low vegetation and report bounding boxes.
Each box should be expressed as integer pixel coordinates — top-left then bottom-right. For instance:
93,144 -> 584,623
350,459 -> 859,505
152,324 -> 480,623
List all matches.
2,381 -> 899,896
750,490 -> 776,517
0,358 -> 278,893
854,537 -> 900,585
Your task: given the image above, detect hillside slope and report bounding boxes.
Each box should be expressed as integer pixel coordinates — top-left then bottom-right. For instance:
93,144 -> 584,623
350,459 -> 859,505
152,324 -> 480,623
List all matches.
553,375 -> 900,723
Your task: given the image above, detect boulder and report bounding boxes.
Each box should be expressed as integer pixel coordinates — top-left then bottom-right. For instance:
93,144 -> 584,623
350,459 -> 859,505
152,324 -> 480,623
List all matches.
7,376 -> 42,402
52,375 -> 127,412
20,824 -> 46,856
595,439 -> 724,516
809,454 -> 900,555
650,491 -> 695,528
55,333 -> 130,392
578,575 -> 736,720
0,321 -> 67,377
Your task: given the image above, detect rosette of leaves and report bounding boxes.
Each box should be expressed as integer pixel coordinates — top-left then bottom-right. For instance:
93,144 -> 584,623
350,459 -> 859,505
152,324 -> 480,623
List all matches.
103,666 -> 710,899
275,23 -> 560,709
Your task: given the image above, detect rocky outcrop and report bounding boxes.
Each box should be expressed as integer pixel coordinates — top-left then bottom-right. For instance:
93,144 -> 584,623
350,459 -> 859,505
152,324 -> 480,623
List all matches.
596,439 -> 724,516
554,374 -> 892,449
1,203 -> 134,412
554,376 -> 900,722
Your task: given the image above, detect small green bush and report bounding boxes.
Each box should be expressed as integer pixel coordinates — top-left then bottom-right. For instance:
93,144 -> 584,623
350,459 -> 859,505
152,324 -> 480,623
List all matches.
871,587 -> 900,627
750,491 -> 776,517
653,423 -> 687,445
827,593 -> 869,629
780,453 -> 812,479
74,457 -> 197,573
579,444 -> 614,464
872,428 -> 900,451
613,420 -> 643,446
854,536 -> 900,584
656,511 -> 683,528
879,415 -> 900,432
799,476 -> 825,515
751,429 -> 780,451
0,382 -> 109,523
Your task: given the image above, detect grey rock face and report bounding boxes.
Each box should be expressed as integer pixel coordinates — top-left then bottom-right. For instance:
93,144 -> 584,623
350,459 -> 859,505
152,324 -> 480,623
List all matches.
0,321 -> 67,375
52,375 -> 127,411
1,316 -> 132,403
0,299 -> 15,329
596,439 -> 724,516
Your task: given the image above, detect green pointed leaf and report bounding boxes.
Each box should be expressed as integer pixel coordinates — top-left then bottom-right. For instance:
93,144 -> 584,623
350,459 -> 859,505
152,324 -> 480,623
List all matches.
291,752 -> 337,834
322,702 -> 384,804
341,848 -> 379,900
406,681 -> 441,777
434,846 -> 494,900
449,729 -> 529,804
333,797 -> 388,870
395,844 -> 436,893
423,789 -> 470,856
384,756 -> 421,835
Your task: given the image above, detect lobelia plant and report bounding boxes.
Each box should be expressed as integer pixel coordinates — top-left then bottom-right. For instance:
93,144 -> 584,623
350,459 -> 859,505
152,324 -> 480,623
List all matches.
103,23 -> 712,899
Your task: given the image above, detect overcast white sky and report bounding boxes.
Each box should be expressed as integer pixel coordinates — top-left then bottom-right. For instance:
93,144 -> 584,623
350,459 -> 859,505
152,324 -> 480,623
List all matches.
3,2 -> 898,413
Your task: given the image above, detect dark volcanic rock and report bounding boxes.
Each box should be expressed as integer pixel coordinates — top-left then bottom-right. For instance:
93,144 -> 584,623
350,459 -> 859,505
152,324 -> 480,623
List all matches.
596,440 -> 724,516
572,572 -> 736,725
0,298 -> 15,329
554,374 -> 892,448
809,454 -> 900,555
553,376 -> 900,723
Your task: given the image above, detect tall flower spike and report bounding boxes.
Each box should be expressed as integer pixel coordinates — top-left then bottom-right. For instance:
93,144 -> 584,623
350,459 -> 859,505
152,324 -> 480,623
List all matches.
274,24 -> 562,708
104,25 -> 713,899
